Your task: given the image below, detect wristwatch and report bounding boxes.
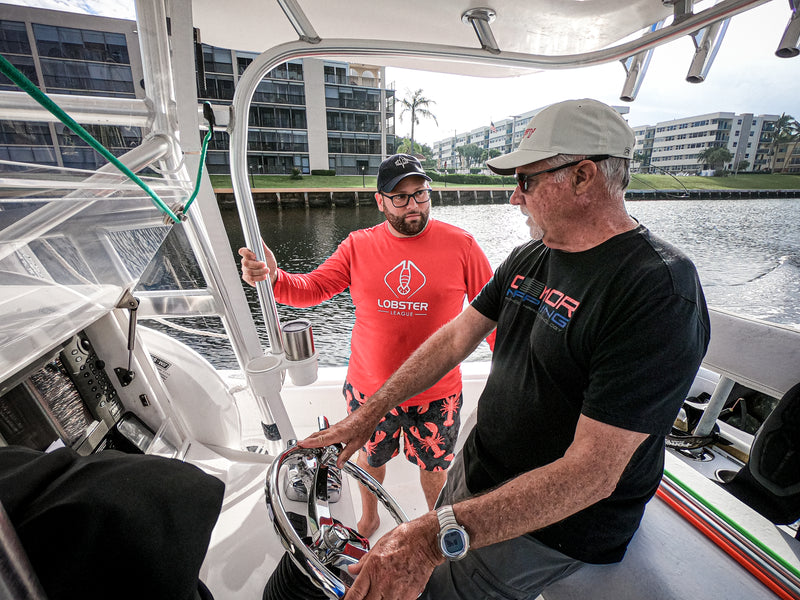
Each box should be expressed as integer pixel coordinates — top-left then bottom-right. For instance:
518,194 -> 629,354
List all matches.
436,505 -> 470,561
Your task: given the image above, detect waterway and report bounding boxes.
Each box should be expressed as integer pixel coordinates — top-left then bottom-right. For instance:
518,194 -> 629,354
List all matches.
148,198 -> 800,369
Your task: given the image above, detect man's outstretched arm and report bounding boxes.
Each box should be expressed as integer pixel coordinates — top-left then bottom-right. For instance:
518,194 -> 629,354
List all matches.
344,415 -> 648,600
299,305 -> 496,466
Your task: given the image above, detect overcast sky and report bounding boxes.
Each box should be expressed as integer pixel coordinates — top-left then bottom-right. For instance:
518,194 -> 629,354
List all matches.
5,0 -> 799,145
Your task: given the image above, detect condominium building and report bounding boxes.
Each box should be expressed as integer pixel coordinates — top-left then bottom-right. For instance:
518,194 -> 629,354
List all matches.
432,107 -> 540,172
0,7 -> 143,170
0,5 -> 396,176
633,112 -> 781,174
432,106 -> 629,173
432,105 -> 799,175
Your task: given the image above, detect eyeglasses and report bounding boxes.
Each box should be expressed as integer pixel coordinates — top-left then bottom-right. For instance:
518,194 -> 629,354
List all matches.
381,188 -> 432,208
514,155 -> 610,192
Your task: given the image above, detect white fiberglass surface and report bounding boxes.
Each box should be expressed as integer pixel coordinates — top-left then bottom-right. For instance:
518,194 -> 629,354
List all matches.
191,0 -> 674,74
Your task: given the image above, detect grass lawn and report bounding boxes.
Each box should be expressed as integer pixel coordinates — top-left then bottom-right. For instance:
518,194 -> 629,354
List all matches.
210,173 -> 800,191
628,173 -> 800,190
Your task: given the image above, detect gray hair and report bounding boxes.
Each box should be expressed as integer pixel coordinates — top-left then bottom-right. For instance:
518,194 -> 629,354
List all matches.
548,154 -> 630,196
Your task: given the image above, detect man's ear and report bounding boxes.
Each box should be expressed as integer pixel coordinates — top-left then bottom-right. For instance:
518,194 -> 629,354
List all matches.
572,160 -> 599,195
375,192 -> 385,213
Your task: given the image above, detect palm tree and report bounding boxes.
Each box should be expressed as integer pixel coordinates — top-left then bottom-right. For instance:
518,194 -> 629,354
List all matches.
776,116 -> 800,173
697,146 -> 733,172
767,113 -> 800,173
399,89 -> 438,157
456,143 -> 483,168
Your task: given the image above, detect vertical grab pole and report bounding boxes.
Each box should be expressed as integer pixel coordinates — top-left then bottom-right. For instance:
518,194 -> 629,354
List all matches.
229,69 -> 285,358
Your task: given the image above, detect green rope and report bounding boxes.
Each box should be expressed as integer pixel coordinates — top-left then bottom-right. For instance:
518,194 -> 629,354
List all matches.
0,53 -> 180,223
663,467 -> 800,581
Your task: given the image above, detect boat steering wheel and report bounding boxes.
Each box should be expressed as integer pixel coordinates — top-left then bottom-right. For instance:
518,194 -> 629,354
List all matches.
265,442 -> 409,599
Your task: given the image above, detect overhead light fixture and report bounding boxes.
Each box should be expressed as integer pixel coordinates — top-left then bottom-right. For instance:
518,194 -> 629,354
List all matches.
686,18 -> 730,83
776,0 -> 800,58
462,8 -> 501,55
619,21 -> 663,102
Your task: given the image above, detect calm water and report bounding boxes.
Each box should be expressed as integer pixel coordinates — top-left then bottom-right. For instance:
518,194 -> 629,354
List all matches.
181,198 -> 800,369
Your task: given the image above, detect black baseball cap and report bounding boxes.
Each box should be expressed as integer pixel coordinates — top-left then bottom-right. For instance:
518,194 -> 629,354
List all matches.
377,154 -> 431,193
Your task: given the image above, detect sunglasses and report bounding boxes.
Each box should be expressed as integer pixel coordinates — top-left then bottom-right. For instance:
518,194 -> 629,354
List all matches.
514,155 -> 610,192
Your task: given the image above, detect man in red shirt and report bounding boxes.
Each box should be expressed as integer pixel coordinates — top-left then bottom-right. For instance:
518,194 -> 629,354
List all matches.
239,154 -> 494,537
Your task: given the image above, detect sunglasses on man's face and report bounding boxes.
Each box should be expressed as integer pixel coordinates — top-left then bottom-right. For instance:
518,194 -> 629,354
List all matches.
514,155 -> 610,192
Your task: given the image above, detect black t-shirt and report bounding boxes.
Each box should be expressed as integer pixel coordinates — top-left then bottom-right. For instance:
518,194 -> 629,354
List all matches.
467,224 -> 710,563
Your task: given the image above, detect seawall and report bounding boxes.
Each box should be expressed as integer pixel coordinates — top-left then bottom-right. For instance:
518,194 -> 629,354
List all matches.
214,187 -> 799,208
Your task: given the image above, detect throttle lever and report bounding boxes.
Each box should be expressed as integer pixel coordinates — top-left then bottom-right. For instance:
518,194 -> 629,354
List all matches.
113,291 -> 139,387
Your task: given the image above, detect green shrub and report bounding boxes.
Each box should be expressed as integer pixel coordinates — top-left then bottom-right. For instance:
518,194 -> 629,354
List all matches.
427,172 -> 515,186
290,168 -> 303,180
311,169 -> 336,176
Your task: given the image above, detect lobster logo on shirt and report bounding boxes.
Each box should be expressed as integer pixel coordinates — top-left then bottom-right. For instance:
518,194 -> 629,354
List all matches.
384,260 -> 426,298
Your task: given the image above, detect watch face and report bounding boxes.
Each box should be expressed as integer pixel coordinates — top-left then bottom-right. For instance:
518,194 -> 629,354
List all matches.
442,529 -> 466,555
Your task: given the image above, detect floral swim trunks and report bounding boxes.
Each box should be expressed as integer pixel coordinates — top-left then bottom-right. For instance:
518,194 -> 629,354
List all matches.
344,380 -> 462,472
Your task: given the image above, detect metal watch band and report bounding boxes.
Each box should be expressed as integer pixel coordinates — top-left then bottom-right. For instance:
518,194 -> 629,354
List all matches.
436,504 -> 459,530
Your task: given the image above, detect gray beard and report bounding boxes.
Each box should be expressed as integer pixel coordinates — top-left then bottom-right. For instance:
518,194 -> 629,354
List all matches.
529,220 -> 544,241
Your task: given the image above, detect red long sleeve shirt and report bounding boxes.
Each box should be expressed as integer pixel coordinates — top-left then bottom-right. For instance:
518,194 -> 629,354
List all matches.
273,219 -> 495,406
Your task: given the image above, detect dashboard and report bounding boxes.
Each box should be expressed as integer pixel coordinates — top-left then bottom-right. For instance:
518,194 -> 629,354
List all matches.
0,331 -> 154,455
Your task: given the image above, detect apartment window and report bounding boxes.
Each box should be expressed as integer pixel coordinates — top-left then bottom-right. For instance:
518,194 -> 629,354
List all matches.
327,132 -> 382,154
0,120 -> 52,145
324,65 -> 347,85
249,106 -> 306,129
326,110 -> 380,133
39,58 -> 135,96
202,45 -> 233,74
1,21 -> 35,89
205,150 -> 229,174
236,56 -> 304,80
253,80 -> 305,105
325,85 -> 381,111
0,20 -> 31,54
237,56 -> 252,75
249,153 -> 307,175
0,54 -> 38,89
247,129 -> 308,152
208,131 -> 230,151
33,24 -> 128,64
203,73 -> 235,100
0,145 -> 57,164
328,153 -> 383,175
55,123 -> 141,150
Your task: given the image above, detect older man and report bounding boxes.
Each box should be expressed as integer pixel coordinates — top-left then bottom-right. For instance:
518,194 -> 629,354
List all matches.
301,99 -> 710,600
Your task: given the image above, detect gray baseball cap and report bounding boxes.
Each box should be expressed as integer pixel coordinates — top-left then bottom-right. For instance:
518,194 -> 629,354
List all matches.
486,99 -> 635,175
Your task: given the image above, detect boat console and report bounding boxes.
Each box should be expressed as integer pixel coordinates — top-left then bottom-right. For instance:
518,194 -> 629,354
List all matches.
0,329 -> 159,456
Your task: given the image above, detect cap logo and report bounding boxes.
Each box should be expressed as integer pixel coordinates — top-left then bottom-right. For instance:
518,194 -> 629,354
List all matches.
623,147 -> 631,156
394,156 -> 411,167
523,128 -> 536,139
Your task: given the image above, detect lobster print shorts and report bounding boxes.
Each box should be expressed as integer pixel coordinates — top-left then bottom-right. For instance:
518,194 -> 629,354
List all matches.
344,380 -> 462,471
